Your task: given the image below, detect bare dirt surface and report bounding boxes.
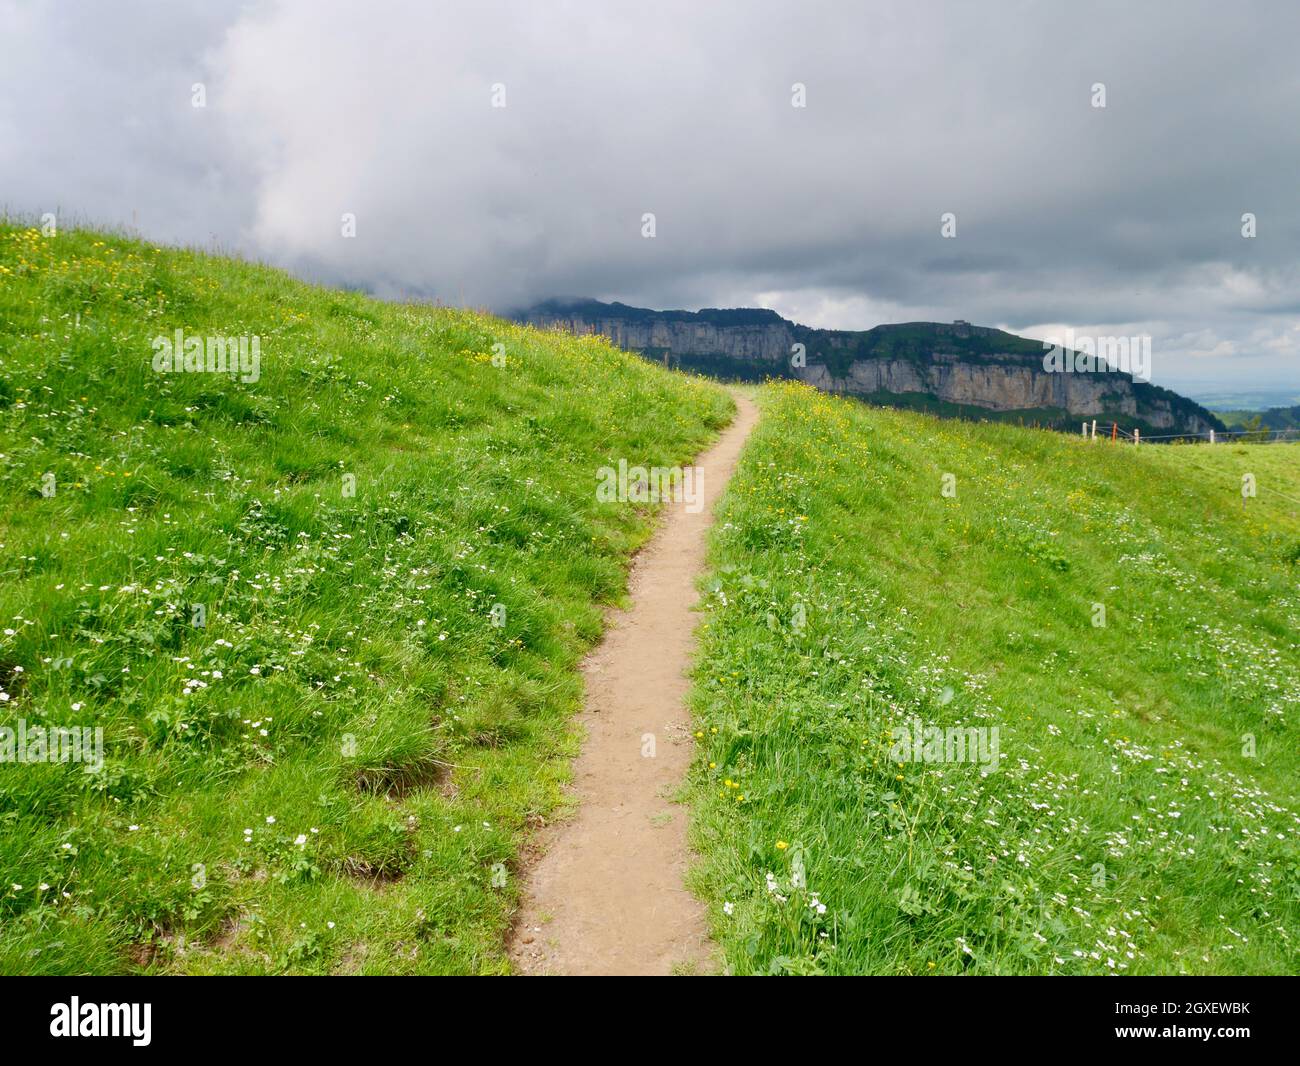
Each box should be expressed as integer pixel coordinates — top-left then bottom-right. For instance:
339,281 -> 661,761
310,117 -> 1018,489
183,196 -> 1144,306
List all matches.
509,394 -> 759,976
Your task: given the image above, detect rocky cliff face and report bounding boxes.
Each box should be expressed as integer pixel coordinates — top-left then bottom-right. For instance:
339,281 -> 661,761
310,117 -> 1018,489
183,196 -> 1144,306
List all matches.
798,354 -> 1210,431
515,300 -> 1222,435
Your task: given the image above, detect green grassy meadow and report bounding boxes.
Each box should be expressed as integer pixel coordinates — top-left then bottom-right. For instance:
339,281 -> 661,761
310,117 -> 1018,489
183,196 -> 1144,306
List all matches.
0,224 -> 732,974
688,382 -> 1299,975
3,225 -> 1295,978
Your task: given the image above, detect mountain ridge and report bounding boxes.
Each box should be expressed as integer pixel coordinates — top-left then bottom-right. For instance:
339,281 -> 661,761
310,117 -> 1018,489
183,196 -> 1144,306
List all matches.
514,298 -> 1224,436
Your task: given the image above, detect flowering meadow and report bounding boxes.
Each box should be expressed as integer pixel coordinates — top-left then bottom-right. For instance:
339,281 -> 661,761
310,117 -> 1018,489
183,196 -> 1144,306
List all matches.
3,225 -> 1294,977
689,382 -> 1299,974
0,224 -> 732,973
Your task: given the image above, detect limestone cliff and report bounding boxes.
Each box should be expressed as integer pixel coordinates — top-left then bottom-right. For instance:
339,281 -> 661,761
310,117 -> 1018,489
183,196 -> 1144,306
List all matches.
514,300 -> 1223,436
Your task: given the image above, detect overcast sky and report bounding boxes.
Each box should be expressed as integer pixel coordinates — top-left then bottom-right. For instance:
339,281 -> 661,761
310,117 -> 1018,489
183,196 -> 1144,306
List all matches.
2,0 -> 1298,395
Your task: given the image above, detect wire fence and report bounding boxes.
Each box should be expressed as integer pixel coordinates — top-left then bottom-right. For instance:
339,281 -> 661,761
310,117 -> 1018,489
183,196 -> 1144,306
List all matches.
1137,427 -> 1298,444
1080,421 -> 1299,445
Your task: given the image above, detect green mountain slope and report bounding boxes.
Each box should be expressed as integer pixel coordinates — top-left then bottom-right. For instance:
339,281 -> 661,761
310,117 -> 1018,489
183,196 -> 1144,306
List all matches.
0,224 -> 732,974
1217,406 -> 1300,434
689,382 -> 1299,975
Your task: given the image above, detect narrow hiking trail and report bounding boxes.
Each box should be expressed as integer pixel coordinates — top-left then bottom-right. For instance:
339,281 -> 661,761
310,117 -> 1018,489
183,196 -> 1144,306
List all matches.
510,394 -> 760,976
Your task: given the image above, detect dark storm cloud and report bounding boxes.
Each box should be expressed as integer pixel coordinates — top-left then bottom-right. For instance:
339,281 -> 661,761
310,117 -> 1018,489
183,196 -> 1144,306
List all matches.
1,0 -> 1297,392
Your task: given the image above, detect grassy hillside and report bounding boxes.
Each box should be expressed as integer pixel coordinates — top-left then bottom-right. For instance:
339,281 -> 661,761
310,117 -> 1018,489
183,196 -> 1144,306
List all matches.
689,382 -> 1299,975
0,224 -> 732,974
